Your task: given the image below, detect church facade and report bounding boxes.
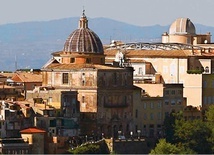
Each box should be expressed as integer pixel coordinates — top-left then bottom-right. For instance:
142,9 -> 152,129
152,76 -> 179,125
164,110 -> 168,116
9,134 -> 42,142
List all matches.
40,11 -> 138,138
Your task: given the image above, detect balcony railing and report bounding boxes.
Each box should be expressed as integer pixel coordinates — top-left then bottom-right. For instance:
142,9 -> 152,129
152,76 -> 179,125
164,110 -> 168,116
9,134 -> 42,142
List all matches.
104,103 -> 129,108
134,74 -> 155,82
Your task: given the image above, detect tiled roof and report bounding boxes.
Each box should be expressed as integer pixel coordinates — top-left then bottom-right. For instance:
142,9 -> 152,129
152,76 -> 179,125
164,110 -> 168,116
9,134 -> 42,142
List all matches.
105,58 -> 147,64
0,73 -> 14,78
44,63 -> 127,70
20,127 -> 46,133
11,72 -> 42,83
104,49 -> 193,58
0,74 -> 7,78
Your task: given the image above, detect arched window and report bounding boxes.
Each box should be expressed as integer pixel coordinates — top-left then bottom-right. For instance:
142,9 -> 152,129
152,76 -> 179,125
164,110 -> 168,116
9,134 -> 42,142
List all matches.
205,66 -> 209,73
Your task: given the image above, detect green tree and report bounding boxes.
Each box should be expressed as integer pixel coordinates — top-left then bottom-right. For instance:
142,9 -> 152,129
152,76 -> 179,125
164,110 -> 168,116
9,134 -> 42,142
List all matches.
150,139 -> 195,154
67,141 -> 110,154
163,111 -> 183,143
205,105 -> 214,152
174,119 -> 212,154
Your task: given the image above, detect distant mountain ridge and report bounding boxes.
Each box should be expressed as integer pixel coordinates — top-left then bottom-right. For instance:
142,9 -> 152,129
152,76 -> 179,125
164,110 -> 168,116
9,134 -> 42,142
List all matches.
0,17 -> 213,71
0,17 -> 168,44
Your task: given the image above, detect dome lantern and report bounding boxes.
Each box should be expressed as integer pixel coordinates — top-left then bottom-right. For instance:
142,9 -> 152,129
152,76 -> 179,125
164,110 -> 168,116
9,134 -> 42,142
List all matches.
63,10 -> 104,54
79,9 -> 88,29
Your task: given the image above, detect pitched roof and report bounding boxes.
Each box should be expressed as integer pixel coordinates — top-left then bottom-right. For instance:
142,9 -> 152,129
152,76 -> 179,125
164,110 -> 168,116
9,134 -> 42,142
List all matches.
0,73 -> 14,78
43,63 -> 129,70
20,127 -> 46,134
105,58 -> 147,63
104,49 -> 193,58
11,72 -> 42,83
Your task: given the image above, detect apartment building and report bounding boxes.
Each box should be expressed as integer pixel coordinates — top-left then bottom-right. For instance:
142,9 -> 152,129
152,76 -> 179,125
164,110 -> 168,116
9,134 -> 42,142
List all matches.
133,83 -> 186,138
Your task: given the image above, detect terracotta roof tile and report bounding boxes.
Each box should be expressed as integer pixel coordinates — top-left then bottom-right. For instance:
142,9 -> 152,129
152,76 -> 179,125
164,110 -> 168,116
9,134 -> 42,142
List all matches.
11,72 -> 42,83
104,49 -> 193,58
20,127 -> 46,133
105,58 -> 147,63
44,63 -> 127,70
0,73 -> 14,78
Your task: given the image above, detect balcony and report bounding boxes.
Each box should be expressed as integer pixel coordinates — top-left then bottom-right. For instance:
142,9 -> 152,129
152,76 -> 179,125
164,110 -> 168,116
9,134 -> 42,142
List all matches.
134,74 -> 155,83
104,103 -> 129,108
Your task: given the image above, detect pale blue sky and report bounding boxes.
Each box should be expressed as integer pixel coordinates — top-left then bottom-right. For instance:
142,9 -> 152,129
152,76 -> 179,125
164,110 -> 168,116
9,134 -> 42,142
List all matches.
0,0 -> 214,26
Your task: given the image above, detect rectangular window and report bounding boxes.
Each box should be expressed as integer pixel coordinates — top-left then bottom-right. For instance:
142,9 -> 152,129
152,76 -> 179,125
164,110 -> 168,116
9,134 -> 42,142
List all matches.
70,58 -> 75,63
138,67 -> 142,75
86,58 -> 91,63
203,81 -> 207,88
171,90 -> 175,95
49,97 -> 52,103
73,108 -> 76,114
62,73 -> 69,84
82,80 -> 85,86
150,113 -> 154,120
150,102 -> 154,109
164,100 -> 169,105
82,96 -> 85,103
157,102 -> 162,108
135,109 -> 138,118
144,114 -> 147,120
165,90 -> 169,95
144,102 -> 147,109
71,98 -> 76,104
171,100 -> 175,105
178,90 -> 182,95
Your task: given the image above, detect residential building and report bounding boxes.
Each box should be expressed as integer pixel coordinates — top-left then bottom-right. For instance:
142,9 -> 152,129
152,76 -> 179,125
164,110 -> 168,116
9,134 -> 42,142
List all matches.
11,70 -> 42,99
183,105 -> 202,120
20,127 -> 46,154
0,84 -> 20,101
0,100 -> 34,138
133,83 -> 186,138
0,138 -> 30,154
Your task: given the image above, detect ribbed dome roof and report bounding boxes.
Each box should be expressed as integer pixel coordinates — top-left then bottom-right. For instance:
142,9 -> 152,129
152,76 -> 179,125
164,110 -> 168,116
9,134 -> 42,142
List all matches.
169,18 -> 196,35
63,10 -> 104,54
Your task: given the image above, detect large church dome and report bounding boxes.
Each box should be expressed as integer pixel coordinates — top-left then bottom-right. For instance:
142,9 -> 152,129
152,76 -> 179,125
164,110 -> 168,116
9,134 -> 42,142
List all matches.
169,18 -> 196,35
63,10 -> 104,54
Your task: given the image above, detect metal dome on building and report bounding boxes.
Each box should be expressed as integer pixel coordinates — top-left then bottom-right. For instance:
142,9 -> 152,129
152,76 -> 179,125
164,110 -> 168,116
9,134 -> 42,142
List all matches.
63,10 -> 104,54
169,18 -> 196,35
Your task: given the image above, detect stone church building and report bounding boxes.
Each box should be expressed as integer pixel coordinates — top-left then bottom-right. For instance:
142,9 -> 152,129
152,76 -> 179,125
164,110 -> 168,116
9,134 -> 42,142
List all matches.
39,10 -> 140,138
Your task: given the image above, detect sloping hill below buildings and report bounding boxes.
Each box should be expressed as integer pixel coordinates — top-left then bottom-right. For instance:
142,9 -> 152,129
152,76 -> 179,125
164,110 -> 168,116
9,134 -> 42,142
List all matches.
0,17 -> 213,71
